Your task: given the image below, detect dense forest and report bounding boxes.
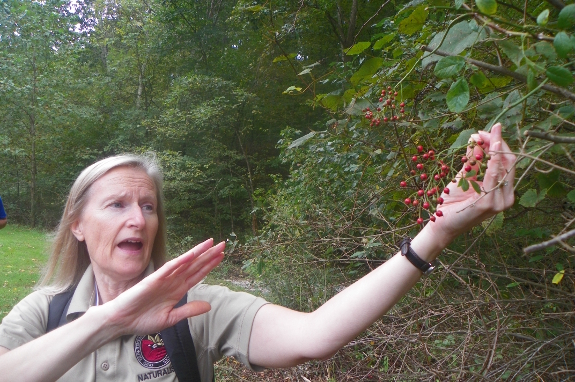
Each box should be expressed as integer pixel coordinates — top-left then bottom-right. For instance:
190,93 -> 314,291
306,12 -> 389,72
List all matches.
1,0 -> 574,380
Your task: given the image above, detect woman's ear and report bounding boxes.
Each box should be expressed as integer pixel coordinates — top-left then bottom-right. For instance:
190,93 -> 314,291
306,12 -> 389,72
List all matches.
71,220 -> 85,241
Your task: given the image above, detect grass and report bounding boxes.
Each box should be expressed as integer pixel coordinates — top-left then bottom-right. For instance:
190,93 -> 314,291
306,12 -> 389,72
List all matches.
0,225 -> 49,321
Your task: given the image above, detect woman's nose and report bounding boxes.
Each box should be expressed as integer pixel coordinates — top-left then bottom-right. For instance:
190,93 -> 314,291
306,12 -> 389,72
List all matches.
127,204 -> 146,228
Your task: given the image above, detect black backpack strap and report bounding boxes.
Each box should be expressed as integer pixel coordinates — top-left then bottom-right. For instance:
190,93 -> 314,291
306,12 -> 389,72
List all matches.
161,295 -> 203,382
46,288 -> 76,333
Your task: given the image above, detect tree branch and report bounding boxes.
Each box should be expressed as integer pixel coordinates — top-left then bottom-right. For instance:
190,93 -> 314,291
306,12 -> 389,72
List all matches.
524,130 -> 575,144
523,228 -> 575,254
420,45 -> 575,103
545,0 -> 565,10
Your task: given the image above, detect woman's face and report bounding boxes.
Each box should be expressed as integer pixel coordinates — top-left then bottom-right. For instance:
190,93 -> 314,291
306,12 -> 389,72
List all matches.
71,166 -> 159,283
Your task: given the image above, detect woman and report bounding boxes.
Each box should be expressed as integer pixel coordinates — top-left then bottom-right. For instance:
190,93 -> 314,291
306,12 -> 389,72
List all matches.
0,123 -> 515,382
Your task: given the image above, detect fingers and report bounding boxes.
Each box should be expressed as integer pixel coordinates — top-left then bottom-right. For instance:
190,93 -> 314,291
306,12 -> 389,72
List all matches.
171,300 -> 212,323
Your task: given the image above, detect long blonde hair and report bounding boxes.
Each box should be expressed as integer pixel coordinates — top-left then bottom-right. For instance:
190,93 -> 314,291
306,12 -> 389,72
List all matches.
38,153 -> 167,292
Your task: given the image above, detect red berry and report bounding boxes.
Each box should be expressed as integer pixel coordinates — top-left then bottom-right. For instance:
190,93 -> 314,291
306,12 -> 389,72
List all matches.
383,117 -> 388,122
404,198 -> 411,205
410,170 -> 416,175
423,202 -> 430,209
461,156 -> 468,163
420,173 -> 428,181
412,155 -> 417,162
465,165 -> 472,172
386,99 -> 391,105
392,115 -> 398,120
436,210 -> 443,217
400,181 -> 407,187
377,107 -> 381,111
417,217 -> 424,225
400,102 -> 405,107
441,165 -> 448,172
434,174 -> 440,181
400,108 -> 405,113
381,90 -> 386,96
418,189 -> 424,197
422,153 -> 429,160
417,145 -> 424,152
387,86 -> 391,90
416,163 -> 424,170
430,215 -> 436,222
412,199 -> 419,206
428,150 -> 435,156
475,154 -> 483,161
379,97 -> 383,102
394,91 -> 398,96
477,139 -> 484,146
437,197 -> 444,204
443,187 -> 450,194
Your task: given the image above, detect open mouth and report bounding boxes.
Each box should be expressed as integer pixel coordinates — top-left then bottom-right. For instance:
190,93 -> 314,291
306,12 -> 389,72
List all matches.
118,239 -> 144,251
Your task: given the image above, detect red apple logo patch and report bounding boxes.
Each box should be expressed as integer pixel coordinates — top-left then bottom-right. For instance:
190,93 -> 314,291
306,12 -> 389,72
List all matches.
134,333 -> 171,369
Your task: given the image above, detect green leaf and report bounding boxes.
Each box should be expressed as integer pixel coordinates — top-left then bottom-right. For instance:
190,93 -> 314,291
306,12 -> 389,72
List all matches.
455,0 -> 465,9
346,42 -> 371,55
527,69 -> 537,92
288,131 -> 316,149
482,212 -> 504,235
446,78 -> 470,113
556,263 -> 564,272
476,0 -> 497,15
244,5 -> 264,12
273,53 -> 297,62
350,58 -> 384,86
398,5 -> 429,36
529,255 -> 544,263
558,4 -> 575,30
434,56 -> 466,78
373,33 -> 396,50
553,32 -> 574,58
283,85 -> 302,94
459,177 -> 470,191
546,66 -> 574,86
567,189 -> 575,204
298,68 -> 312,75
422,20 -> 488,67
470,71 -> 488,89
537,9 -> 549,26
499,40 -> 523,67
519,188 -> 547,207
552,270 -> 565,284
506,282 -> 520,288
448,128 -> 475,153
469,180 -> 482,194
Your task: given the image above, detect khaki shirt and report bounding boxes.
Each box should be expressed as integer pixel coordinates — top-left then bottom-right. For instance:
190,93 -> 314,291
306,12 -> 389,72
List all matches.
0,264 -> 268,382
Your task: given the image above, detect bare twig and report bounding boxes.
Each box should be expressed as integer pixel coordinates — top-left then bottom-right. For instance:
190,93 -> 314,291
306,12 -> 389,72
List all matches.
523,228 -> 575,254
524,130 -> 575,144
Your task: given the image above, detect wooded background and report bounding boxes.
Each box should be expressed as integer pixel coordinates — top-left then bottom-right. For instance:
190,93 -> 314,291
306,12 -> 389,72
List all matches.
1,0 -> 574,380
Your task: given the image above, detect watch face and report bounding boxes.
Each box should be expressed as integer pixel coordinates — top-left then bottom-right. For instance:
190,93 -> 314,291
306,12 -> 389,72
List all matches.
400,242 -> 408,255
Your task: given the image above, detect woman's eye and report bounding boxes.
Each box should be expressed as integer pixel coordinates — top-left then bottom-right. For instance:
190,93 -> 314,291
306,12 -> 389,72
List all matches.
142,204 -> 154,212
111,202 -> 123,208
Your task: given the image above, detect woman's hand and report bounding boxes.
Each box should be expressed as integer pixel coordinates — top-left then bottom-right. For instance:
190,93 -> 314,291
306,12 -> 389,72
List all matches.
100,239 -> 225,337
424,122 -> 516,247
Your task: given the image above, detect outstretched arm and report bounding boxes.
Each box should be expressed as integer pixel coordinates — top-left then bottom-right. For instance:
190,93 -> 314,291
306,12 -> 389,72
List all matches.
0,239 -> 225,382
248,123 -> 516,368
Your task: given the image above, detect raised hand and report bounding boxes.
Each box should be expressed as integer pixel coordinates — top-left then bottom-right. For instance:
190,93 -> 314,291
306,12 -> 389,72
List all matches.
427,123 -> 516,245
101,239 -> 225,337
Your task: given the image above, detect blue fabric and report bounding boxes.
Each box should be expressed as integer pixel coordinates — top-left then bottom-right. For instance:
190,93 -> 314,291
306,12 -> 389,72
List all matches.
0,196 -> 6,219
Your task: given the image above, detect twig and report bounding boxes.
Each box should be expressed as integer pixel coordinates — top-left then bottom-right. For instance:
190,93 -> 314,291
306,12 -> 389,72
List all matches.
419,46 -> 575,103
523,228 -> 575,254
524,130 -> 575,144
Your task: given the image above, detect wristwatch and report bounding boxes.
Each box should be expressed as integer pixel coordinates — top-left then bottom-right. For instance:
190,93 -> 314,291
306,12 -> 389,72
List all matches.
398,237 -> 436,276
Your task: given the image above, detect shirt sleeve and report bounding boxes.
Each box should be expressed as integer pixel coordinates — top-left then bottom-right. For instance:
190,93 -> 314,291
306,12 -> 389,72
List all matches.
0,291 -> 51,350
187,284 -> 269,381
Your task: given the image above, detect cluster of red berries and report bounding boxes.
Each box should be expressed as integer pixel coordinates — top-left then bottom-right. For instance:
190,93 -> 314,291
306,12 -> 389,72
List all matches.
399,137 -> 491,226
400,144 -> 452,225
362,86 -> 406,127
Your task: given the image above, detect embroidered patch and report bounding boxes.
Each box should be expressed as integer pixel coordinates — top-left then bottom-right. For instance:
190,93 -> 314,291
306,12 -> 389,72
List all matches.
134,333 -> 171,369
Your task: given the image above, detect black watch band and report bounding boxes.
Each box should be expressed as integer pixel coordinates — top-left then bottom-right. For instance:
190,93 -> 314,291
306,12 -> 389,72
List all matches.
398,237 -> 436,276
